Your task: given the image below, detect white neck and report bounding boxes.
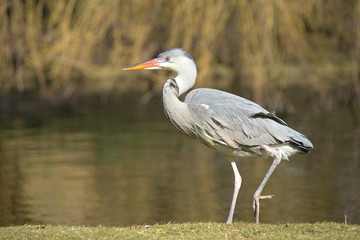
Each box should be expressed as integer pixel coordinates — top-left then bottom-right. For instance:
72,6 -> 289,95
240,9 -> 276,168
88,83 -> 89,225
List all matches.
176,68 -> 197,96
160,57 -> 198,135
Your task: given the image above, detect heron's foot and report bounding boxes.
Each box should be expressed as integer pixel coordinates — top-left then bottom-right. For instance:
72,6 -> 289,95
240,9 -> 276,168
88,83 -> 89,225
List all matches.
252,194 -> 274,224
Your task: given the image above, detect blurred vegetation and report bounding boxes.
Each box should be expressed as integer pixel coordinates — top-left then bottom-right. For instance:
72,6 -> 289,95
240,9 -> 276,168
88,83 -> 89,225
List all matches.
0,0 -> 359,108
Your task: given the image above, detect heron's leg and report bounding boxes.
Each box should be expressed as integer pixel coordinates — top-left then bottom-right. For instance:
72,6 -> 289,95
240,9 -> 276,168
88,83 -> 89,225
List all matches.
226,159 -> 242,224
253,146 -> 282,224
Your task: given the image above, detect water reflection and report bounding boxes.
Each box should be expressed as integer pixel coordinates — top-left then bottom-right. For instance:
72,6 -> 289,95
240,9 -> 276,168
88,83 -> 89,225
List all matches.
0,102 -> 359,226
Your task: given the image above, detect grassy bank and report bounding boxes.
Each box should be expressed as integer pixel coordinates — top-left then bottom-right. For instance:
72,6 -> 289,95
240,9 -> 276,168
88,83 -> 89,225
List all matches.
1,222 -> 359,240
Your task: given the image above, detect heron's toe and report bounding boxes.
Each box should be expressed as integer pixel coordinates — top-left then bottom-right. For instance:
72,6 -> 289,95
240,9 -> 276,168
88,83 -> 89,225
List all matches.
252,195 -> 274,210
259,195 -> 274,200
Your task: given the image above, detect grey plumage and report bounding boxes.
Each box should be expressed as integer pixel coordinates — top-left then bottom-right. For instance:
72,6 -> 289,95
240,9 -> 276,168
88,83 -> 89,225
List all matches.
183,88 -> 312,158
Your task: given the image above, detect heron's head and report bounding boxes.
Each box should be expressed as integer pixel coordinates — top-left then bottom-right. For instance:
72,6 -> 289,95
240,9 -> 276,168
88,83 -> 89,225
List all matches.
123,48 -> 199,75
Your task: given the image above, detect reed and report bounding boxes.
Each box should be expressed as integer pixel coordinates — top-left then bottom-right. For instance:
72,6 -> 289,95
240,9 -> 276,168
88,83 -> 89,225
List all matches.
0,0 -> 359,107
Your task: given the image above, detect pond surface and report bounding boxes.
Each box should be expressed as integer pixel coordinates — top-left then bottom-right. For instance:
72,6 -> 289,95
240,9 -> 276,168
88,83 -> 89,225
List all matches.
0,99 -> 359,226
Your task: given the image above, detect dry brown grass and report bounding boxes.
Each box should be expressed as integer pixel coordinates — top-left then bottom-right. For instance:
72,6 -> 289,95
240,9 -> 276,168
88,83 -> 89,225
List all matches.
0,0 -> 359,106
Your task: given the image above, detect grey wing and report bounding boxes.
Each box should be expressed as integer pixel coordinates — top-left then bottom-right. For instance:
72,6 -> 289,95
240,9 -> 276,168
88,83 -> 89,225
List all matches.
185,88 -> 313,152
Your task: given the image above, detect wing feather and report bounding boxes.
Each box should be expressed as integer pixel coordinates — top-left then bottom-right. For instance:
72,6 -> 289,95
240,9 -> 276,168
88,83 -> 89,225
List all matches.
185,88 -> 312,152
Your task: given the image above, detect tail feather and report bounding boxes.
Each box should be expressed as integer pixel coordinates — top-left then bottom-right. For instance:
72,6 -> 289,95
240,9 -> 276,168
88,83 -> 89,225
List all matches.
288,135 -> 313,153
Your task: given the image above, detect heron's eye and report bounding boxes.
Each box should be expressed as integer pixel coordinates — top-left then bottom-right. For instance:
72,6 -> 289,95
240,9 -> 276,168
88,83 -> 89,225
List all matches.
165,56 -> 170,62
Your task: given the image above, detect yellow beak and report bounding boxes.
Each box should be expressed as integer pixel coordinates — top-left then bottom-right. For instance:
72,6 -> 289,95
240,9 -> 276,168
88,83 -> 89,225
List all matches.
122,58 -> 164,70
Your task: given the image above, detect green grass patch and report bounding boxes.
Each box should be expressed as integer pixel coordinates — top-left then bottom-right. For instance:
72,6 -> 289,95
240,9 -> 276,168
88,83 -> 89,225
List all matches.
0,222 -> 359,240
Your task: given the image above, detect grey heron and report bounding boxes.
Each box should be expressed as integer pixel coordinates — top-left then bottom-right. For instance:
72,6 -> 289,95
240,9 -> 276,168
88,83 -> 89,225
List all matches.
123,48 -> 313,224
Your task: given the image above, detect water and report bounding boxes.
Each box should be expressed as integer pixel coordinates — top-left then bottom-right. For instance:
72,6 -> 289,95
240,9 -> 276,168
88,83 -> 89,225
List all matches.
0,99 -> 359,226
